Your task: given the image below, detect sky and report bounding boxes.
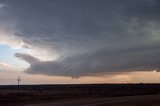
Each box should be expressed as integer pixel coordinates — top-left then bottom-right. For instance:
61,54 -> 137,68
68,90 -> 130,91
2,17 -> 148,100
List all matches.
0,0 -> 160,84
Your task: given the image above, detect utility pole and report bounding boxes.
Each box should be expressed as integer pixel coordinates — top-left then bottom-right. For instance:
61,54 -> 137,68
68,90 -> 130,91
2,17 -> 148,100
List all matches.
17,76 -> 21,85
17,76 -> 22,94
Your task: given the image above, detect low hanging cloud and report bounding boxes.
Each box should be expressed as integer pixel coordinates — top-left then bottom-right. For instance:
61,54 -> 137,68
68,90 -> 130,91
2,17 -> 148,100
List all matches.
1,0 -> 160,77
0,61 -> 12,68
0,60 -> 12,71
15,44 -> 160,78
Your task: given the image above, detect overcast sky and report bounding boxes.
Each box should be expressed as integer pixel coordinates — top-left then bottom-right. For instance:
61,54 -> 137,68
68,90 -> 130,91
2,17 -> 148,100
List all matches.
0,0 -> 160,84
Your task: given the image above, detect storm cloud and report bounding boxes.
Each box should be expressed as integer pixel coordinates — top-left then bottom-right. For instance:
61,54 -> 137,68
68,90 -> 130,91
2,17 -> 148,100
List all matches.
1,0 -> 160,77
15,43 -> 160,78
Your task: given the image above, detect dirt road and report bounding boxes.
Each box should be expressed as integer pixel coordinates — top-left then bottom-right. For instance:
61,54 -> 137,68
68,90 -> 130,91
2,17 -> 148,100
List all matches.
27,94 -> 160,106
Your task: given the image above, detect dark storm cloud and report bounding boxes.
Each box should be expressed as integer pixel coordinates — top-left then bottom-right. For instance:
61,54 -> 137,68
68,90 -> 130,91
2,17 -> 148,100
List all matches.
15,44 -> 160,78
1,0 -> 160,77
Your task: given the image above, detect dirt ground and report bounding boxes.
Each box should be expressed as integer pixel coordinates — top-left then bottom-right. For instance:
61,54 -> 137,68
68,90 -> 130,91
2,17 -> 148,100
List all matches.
1,84 -> 160,106
26,94 -> 160,106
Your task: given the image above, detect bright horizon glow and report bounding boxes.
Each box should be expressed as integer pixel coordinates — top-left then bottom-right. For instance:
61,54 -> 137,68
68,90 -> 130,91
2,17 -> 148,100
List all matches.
0,71 -> 160,85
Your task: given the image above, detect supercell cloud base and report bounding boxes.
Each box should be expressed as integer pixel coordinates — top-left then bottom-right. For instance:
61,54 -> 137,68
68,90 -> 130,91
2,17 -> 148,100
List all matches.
0,0 -> 160,84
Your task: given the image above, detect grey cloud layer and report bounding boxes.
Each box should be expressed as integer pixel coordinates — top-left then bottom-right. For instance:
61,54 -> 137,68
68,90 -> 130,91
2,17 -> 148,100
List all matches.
15,44 -> 160,78
1,0 -> 160,77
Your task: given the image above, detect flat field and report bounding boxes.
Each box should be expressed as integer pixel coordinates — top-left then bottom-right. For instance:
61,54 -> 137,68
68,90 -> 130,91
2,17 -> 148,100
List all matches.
0,84 -> 160,106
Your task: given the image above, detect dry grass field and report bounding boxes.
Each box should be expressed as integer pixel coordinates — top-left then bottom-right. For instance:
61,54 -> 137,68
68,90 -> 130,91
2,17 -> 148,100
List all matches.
0,84 -> 160,106
27,94 -> 160,106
